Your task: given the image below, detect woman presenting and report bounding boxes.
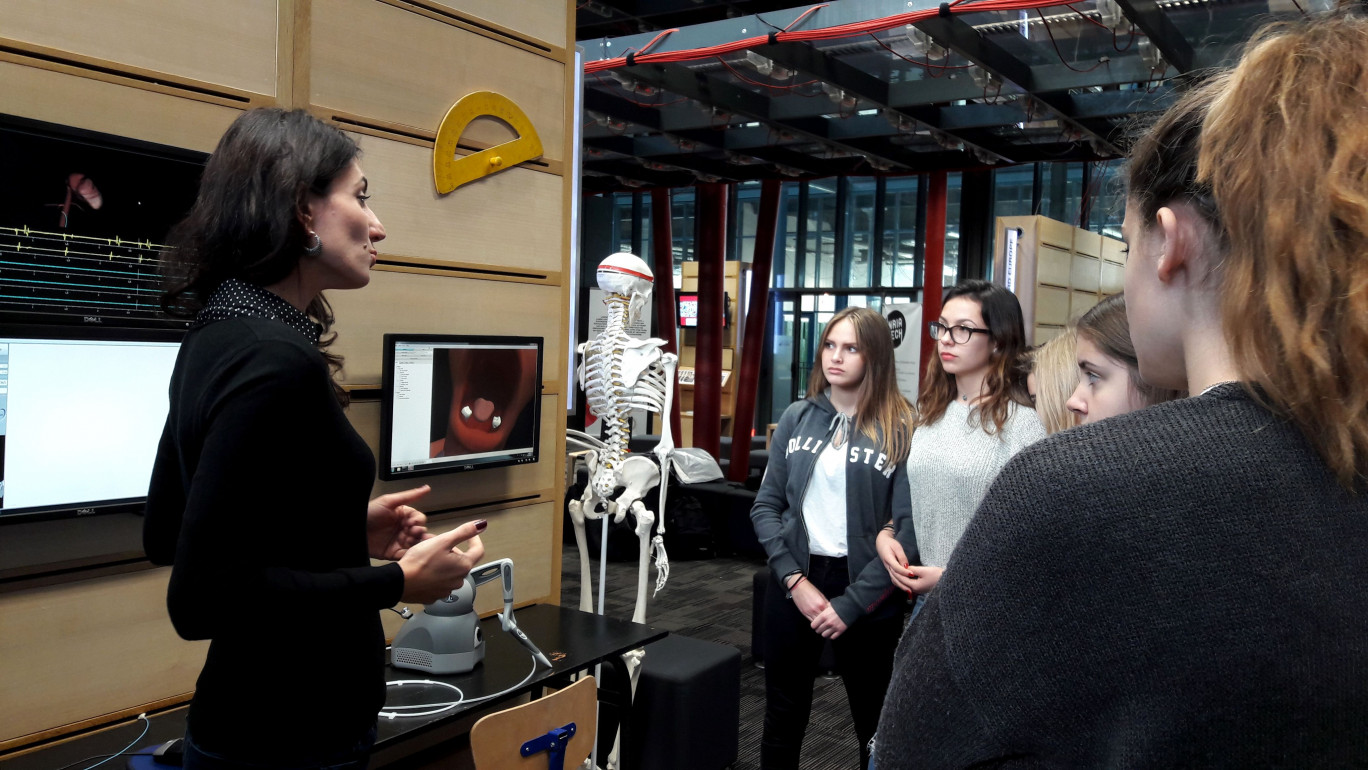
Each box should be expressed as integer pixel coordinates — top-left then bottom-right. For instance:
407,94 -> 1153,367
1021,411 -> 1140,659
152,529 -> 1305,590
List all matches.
145,108 -> 485,769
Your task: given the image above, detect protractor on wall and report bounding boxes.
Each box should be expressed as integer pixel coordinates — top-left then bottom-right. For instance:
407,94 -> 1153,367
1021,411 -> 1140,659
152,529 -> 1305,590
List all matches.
433,91 -> 544,194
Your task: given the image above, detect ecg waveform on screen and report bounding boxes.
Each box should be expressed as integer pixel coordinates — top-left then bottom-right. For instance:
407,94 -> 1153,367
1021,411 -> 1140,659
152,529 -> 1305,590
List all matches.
0,225 -> 178,322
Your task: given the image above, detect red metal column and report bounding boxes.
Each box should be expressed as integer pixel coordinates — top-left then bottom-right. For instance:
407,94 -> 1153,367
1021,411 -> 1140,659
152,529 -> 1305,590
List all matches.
727,179 -> 780,483
649,188 -> 682,444
919,171 -> 948,384
692,183 -> 727,458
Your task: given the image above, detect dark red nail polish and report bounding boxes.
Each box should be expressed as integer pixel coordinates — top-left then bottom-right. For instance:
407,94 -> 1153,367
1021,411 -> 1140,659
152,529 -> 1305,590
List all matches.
474,519 -> 488,532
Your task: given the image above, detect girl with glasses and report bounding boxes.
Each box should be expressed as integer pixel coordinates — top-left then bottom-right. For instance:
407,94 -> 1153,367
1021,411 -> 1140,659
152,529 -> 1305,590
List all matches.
875,14 -> 1368,766
875,279 -> 1045,612
750,306 -> 916,769
1065,294 -> 1183,425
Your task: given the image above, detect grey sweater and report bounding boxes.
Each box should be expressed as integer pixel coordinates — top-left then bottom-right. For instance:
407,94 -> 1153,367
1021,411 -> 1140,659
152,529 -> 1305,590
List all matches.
875,384 -> 1368,767
902,400 -> 1045,567
751,393 -> 917,625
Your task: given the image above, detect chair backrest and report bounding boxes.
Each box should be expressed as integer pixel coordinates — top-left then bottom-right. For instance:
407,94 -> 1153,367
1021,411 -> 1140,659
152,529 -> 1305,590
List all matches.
470,675 -> 597,770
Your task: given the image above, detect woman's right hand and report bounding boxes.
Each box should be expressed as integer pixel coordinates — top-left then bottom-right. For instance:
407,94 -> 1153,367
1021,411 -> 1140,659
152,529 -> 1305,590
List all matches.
398,519 -> 487,603
877,527 -> 918,594
791,579 -> 829,622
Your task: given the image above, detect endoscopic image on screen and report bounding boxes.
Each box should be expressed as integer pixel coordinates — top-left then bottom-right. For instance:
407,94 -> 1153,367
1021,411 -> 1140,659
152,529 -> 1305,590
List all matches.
428,346 -> 538,460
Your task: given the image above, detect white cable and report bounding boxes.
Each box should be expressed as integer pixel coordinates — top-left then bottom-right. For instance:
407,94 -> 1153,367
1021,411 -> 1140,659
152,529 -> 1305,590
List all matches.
83,713 -> 148,770
378,655 -> 540,719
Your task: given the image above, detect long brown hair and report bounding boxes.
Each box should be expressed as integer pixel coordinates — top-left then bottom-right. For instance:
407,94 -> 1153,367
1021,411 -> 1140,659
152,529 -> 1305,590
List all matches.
1076,295 -> 1185,408
918,280 -> 1031,434
1197,13 -> 1368,489
806,306 -> 916,463
161,108 -> 358,405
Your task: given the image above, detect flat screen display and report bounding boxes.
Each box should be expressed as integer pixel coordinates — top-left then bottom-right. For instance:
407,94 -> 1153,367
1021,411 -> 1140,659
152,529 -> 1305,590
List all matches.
380,334 -> 542,480
0,331 -> 179,519
677,292 -> 729,328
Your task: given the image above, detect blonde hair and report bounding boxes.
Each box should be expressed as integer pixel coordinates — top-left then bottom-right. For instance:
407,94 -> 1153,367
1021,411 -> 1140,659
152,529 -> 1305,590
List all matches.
807,306 -> 916,463
1026,330 -> 1079,435
1198,13 -> 1368,489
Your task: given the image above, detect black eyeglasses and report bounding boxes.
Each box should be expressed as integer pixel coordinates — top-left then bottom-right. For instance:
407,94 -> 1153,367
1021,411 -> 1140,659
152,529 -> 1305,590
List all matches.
928,321 -> 990,344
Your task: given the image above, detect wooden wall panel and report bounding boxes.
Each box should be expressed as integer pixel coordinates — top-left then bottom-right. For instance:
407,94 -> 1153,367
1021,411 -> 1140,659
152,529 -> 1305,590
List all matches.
310,0 -> 566,159
1070,290 -> 1099,319
327,270 -> 565,386
349,396 -> 559,511
0,569 -> 208,746
378,499 -> 558,639
1100,261 -> 1125,295
0,0 -> 278,96
1036,246 -> 1072,288
350,133 -> 564,273
1071,255 -> 1101,293
1035,286 -> 1071,326
0,61 -> 242,153
424,0 -> 569,49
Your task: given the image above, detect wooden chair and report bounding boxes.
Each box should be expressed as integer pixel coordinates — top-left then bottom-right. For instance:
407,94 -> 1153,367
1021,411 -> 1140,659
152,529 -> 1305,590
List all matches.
470,675 -> 598,770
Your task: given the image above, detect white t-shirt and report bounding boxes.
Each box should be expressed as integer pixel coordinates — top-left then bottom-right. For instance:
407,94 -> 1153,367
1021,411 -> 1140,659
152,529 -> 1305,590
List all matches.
803,438 -> 849,557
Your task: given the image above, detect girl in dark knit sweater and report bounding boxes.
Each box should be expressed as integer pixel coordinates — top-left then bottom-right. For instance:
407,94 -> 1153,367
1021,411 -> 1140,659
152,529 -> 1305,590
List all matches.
875,13 -> 1368,768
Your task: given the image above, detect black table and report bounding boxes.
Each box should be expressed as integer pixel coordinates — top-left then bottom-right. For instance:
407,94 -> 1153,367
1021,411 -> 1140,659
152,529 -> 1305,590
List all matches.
374,603 -> 666,761
0,605 -> 665,770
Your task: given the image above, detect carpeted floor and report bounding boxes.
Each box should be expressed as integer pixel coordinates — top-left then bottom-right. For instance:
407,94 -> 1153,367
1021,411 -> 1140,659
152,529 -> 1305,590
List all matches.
559,539 -> 871,770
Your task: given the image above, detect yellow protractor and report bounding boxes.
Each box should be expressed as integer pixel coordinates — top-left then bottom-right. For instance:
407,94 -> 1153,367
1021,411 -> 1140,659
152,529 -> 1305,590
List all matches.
433,90 -> 544,194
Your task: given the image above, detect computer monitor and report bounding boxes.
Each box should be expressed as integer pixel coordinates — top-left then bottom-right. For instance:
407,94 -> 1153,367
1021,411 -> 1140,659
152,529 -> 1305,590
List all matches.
677,292 -> 730,328
0,326 -> 182,580
380,334 -> 542,480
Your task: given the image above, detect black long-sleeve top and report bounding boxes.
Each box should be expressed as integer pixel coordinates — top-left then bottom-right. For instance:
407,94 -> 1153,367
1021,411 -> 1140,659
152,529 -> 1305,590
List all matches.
145,279 -> 403,760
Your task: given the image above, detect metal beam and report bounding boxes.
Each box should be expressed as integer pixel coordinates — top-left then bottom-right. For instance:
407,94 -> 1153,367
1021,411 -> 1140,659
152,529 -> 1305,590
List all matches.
581,158 -> 695,187
751,40 -> 1018,163
913,13 -> 1125,156
618,61 -> 917,170
1111,0 -> 1194,73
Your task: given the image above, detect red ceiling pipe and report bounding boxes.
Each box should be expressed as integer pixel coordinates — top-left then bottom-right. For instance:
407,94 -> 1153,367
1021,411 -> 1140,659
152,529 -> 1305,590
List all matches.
919,171 -> 948,384
692,182 -> 727,459
728,179 -> 780,483
649,188 -> 683,444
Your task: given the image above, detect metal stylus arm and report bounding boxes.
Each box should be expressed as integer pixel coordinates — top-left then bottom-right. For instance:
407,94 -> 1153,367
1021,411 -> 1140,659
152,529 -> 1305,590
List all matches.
468,558 -> 554,668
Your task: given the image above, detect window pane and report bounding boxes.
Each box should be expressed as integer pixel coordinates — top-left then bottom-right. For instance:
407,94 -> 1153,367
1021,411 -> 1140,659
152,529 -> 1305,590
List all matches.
806,178 -> 837,289
847,177 -> 876,288
883,177 -> 920,288
943,172 -> 962,287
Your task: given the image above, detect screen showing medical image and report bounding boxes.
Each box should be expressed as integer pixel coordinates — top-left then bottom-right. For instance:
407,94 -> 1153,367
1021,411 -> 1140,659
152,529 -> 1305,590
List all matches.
0,116 -> 205,327
382,336 -> 541,479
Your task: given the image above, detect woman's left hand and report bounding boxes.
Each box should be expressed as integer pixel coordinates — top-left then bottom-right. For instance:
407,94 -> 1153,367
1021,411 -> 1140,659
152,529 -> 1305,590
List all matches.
908,566 -> 943,595
368,485 -> 432,560
810,605 -> 848,639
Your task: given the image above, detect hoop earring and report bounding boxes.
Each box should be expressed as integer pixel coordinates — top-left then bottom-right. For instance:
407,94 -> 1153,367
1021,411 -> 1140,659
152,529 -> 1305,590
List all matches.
303,230 -> 323,257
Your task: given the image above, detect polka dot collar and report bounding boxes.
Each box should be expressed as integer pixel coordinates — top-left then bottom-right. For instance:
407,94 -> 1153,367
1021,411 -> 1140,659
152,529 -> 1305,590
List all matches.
194,278 -> 322,345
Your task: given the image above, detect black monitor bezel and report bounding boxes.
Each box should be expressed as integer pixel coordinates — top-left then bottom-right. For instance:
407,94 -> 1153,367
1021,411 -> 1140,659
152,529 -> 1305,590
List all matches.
378,333 -> 543,481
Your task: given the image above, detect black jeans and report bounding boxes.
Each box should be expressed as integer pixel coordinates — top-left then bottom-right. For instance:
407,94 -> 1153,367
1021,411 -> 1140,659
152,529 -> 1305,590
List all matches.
761,555 -> 903,770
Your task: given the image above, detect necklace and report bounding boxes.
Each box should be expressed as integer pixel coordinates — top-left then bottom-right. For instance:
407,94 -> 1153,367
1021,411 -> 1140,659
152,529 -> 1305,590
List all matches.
1199,380 -> 1239,396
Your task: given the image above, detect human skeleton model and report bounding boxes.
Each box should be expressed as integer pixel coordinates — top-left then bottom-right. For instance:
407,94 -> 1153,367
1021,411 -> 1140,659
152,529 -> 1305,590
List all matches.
567,252 -> 677,770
